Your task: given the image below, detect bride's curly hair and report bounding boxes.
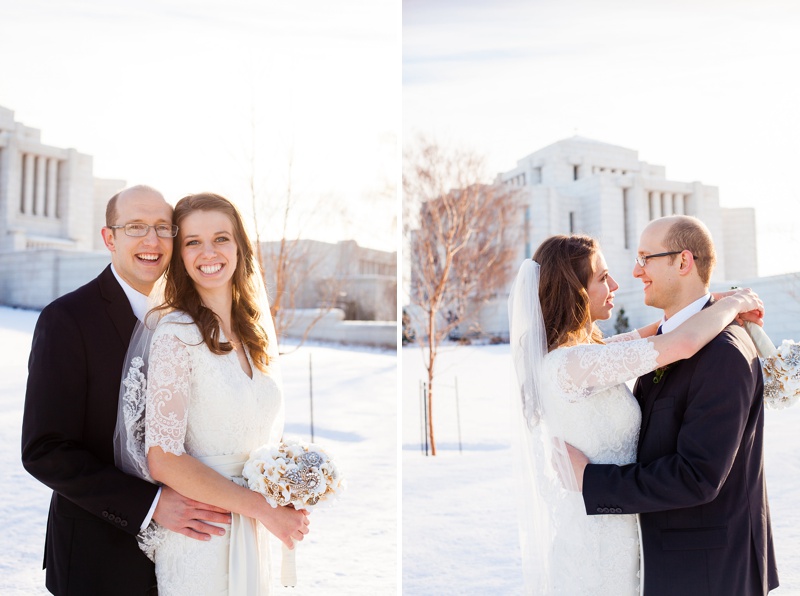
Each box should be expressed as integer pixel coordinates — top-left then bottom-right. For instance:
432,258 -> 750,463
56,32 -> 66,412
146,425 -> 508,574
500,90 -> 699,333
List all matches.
533,234 -> 605,351
156,192 -> 271,372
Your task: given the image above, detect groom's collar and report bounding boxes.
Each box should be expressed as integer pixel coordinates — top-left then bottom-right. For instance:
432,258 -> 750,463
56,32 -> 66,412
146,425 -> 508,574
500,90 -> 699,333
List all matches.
659,293 -> 711,334
110,264 -> 150,322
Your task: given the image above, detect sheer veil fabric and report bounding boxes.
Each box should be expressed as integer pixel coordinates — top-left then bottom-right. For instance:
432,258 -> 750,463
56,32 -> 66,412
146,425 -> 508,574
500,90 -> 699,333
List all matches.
113,276 -> 166,485
508,259 -> 598,594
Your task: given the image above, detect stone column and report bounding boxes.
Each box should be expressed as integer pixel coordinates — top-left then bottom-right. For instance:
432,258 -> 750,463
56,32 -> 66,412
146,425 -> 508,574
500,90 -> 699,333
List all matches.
46,158 -> 58,217
649,191 -> 661,220
35,155 -> 46,215
674,194 -> 684,215
23,153 -> 34,214
662,192 -> 673,216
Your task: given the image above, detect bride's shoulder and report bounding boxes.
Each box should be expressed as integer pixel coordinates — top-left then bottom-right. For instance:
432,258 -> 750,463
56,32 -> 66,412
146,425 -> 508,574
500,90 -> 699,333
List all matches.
159,310 -> 194,325
543,343 -> 582,368
153,310 -> 200,340
546,340 -> 630,362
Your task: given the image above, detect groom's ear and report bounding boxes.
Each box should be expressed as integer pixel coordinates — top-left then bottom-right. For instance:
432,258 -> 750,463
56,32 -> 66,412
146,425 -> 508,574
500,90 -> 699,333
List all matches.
677,251 -> 695,276
101,227 -> 117,253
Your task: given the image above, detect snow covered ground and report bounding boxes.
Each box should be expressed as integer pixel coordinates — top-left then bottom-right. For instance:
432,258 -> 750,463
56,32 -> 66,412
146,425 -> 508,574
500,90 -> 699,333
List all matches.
402,344 -> 800,595
0,306 -> 397,595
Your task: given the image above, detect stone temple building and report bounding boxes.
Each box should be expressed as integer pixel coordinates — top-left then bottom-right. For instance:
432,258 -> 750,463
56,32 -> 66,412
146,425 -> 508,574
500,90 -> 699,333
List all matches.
475,136 -> 800,343
0,105 -> 124,307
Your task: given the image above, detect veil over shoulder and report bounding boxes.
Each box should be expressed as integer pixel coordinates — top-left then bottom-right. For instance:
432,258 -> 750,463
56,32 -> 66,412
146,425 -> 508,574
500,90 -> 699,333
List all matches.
508,259 -> 610,594
112,280 -> 165,484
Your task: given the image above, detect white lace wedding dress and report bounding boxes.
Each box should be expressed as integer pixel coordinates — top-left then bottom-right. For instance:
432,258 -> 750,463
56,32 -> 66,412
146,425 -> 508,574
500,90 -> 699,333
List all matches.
538,330 -> 659,596
144,311 -> 283,596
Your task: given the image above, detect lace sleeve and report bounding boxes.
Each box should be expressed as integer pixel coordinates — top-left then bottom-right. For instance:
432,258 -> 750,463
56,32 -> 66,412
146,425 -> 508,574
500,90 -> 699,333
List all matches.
145,330 -> 191,457
552,338 -> 659,401
605,329 -> 642,344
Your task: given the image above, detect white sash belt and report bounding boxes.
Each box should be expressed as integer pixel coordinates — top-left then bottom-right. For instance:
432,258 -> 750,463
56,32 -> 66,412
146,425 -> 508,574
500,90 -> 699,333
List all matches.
198,453 -> 267,595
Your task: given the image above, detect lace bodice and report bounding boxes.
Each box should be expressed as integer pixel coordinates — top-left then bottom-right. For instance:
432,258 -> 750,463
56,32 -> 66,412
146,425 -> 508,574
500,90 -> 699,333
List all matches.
145,311 -> 283,460
541,332 -> 658,465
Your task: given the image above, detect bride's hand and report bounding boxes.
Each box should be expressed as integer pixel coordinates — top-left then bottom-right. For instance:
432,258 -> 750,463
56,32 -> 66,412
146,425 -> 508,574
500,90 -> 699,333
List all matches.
711,289 -> 737,301
563,442 -> 588,492
256,502 -> 310,549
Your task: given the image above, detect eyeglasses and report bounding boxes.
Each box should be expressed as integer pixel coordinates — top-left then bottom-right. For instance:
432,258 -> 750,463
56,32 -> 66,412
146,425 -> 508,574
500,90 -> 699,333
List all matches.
634,251 -> 684,268
108,223 -> 178,238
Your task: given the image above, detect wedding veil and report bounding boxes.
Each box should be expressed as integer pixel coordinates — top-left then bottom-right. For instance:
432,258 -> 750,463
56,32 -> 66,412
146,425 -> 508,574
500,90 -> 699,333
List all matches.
112,278 -> 164,482
508,259 -> 580,594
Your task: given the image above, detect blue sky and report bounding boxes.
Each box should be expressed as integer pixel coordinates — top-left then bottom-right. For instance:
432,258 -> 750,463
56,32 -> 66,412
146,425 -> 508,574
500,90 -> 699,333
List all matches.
404,0 -> 800,276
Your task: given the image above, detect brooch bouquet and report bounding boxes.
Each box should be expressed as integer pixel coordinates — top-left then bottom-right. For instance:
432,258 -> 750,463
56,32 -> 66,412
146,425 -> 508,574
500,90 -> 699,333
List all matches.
243,440 -> 345,586
745,322 -> 800,409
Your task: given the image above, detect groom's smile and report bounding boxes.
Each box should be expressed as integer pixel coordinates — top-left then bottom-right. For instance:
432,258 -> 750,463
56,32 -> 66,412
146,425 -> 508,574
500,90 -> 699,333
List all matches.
102,187 -> 174,295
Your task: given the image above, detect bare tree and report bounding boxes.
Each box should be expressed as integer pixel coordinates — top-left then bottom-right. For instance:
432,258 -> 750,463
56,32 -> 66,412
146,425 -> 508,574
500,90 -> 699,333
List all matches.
243,130 -> 347,353
404,137 -> 519,455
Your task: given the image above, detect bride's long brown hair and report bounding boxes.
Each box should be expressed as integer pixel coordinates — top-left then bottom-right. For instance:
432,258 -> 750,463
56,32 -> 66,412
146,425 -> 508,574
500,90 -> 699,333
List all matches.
156,193 -> 271,372
533,234 -> 605,351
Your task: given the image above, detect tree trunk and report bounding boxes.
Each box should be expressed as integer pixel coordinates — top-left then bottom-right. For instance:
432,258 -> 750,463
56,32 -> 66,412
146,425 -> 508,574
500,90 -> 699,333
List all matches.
427,309 -> 437,456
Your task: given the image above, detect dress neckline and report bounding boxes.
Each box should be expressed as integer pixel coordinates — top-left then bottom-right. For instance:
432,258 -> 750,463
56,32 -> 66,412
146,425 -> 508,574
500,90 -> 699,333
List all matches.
220,329 -> 254,381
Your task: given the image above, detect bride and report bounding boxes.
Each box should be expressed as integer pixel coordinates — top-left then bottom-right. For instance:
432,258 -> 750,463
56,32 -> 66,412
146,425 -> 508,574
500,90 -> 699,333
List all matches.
508,234 -> 763,595
114,193 -> 309,595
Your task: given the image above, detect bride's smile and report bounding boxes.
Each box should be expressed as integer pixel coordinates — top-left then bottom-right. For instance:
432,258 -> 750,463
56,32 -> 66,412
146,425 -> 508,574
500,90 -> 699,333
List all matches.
179,210 -> 239,297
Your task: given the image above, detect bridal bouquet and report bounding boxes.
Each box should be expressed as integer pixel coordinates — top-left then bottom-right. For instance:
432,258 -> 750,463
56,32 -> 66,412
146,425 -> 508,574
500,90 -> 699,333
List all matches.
745,322 -> 800,409
243,440 -> 345,586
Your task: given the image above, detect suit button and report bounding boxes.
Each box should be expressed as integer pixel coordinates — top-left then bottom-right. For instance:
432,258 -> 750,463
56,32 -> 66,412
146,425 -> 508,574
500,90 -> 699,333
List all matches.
121,520 -> 128,527
114,516 -> 122,523
596,507 -> 603,513
102,511 -> 109,518
602,508 -> 610,513
615,508 -> 623,514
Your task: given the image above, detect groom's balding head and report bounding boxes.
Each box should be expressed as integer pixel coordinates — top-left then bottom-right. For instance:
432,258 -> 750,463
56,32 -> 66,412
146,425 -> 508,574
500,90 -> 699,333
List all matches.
651,215 -> 717,286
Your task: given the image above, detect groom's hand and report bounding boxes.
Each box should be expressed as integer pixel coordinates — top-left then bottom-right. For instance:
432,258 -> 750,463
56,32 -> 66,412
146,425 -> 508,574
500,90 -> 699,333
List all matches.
564,442 -> 589,492
736,308 -> 764,328
153,486 -> 232,541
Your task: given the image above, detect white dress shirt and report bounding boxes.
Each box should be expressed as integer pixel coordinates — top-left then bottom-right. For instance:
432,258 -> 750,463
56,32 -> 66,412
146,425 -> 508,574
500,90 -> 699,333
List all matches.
659,293 -> 712,334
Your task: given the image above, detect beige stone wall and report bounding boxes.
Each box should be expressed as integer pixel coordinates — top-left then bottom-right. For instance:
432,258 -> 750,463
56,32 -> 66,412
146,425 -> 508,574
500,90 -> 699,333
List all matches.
0,250 -> 110,309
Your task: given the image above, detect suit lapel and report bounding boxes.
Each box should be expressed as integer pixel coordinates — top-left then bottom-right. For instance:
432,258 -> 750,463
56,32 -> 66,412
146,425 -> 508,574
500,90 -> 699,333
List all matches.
98,266 -> 137,347
636,368 -> 669,454
637,297 -> 714,452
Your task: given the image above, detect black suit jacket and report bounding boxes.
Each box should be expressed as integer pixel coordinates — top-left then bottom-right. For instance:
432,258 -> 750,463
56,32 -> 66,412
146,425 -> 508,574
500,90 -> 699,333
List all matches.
22,265 -> 159,595
583,309 -> 779,595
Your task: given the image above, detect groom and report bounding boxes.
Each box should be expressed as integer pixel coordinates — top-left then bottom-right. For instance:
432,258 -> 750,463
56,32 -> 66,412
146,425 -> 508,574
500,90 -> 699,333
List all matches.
22,185 -> 230,595
568,215 -> 779,595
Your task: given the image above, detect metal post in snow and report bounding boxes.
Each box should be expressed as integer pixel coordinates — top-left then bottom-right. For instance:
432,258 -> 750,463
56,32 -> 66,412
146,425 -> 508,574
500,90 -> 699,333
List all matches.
419,380 -> 425,455
455,376 -> 462,454
309,353 -> 315,443
423,381 -> 429,457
